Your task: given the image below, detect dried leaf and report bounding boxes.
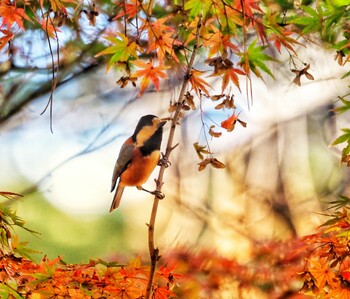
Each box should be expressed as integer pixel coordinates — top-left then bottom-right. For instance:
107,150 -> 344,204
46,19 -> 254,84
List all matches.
209,125 -> 222,138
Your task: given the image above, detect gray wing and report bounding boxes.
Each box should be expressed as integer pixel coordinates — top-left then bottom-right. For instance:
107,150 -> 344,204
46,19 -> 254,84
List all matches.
110,142 -> 134,192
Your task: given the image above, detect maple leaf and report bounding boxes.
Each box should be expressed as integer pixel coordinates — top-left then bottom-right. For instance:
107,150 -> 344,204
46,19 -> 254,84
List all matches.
142,17 -> 173,44
142,17 -> 180,63
308,258 -> 337,290
266,12 -> 301,55
0,1 -> 31,30
327,287 -> 350,299
148,31 -> 181,63
188,69 -> 211,96
221,67 -> 245,92
206,56 -> 246,91
43,0 -> 78,12
221,111 -> 247,132
234,0 -> 262,19
114,0 -> 142,20
184,0 -> 212,18
95,33 -> 138,71
0,29 -> 14,52
239,40 -> 275,79
204,25 -> 238,58
132,60 -> 168,96
290,5 -> 322,34
40,18 -> 61,39
216,3 -> 243,33
158,264 -> 183,283
153,285 -> 175,299
269,29 -> 300,55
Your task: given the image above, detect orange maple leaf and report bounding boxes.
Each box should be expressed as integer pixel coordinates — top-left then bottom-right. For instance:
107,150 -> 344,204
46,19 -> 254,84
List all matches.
40,18 -> 61,38
148,31 -> 181,63
204,25 -> 238,57
153,285 -> 175,299
221,67 -> 245,92
132,60 -> 168,96
142,17 -> 180,63
308,258 -> 337,290
188,69 -> 211,96
325,286 -> 350,299
0,1 -> 31,30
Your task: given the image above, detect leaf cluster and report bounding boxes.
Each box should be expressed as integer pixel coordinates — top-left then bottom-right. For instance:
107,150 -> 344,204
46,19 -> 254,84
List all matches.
298,208 -> 350,298
0,253 -> 178,299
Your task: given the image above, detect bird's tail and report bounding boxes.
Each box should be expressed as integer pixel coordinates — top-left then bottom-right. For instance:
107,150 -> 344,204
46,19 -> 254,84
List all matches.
109,185 -> 124,212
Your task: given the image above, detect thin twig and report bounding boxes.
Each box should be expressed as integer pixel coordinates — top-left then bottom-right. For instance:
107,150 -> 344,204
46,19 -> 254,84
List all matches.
144,15 -> 203,299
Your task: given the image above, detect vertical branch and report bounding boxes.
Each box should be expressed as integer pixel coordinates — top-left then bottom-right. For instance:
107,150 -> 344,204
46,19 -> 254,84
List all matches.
145,16 -> 202,299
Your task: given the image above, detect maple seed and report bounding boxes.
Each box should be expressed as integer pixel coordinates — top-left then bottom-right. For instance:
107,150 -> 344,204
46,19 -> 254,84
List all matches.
185,91 -> 196,110
335,51 -> 345,66
209,125 -> 222,138
116,76 -> 137,88
210,94 -> 225,101
291,63 -> 314,86
79,2 -> 99,26
205,56 -> 233,74
198,157 -> 225,171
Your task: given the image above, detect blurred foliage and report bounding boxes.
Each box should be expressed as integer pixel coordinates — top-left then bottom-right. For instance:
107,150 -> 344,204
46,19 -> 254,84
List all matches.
13,194 -> 126,263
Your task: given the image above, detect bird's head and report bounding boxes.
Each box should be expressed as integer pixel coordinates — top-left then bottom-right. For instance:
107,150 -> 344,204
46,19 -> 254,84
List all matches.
132,115 -> 166,146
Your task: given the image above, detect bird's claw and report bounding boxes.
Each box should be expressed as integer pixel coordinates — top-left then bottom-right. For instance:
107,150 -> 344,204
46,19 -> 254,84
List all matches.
158,153 -> 171,168
137,186 -> 165,199
151,190 -> 165,200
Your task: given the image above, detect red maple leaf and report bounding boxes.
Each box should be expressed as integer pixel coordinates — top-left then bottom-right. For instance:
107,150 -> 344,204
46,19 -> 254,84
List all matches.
221,111 -> 247,132
114,0 -> 141,20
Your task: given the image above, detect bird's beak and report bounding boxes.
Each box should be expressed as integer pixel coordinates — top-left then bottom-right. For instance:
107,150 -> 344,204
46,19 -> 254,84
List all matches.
159,120 -> 167,127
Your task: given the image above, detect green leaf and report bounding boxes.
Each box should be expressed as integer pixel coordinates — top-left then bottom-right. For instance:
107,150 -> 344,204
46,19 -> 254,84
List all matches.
331,131 -> 350,145
341,70 -> 350,79
333,0 -> 350,7
290,5 -> 322,34
325,195 -> 350,210
333,97 -> 350,114
95,33 -> 138,71
243,40 -> 275,79
184,0 -> 212,18
342,141 -> 350,156
0,283 -> 24,299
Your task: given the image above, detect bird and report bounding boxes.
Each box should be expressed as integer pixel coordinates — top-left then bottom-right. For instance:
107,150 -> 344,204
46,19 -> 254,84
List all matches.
109,115 -> 166,212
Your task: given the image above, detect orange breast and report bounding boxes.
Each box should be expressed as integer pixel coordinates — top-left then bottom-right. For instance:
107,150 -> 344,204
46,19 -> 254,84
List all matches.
120,149 -> 160,187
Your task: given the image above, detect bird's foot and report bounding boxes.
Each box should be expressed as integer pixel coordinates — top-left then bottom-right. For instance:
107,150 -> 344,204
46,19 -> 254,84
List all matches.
151,190 -> 165,199
137,186 -> 165,199
158,153 -> 171,168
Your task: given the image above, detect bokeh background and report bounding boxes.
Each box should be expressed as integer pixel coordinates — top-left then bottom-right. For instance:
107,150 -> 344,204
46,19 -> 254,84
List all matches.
1,36 -> 349,265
